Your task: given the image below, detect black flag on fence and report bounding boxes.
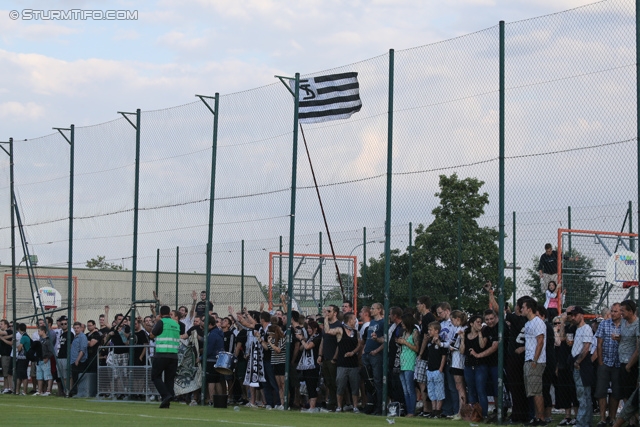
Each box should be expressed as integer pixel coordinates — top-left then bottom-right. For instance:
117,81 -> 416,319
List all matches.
290,72 -> 362,124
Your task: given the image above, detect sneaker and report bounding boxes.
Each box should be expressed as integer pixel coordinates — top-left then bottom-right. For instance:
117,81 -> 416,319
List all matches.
2,389 -> 12,394
302,407 -> 319,413
19,392 -> 26,396
353,407 -> 360,414
189,400 -> 198,406
422,412 -> 433,418
569,420 -> 577,425
275,405 -> 284,410
245,402 -> 258,408
319,407 -> 332,413
335,407 -> 342,413
343,405 -> 353,412
452,414 -> 462,421
42,392 -> 51,396
33,392 -> 41,396
208,401 -> 213,407
265,405 -> 273,410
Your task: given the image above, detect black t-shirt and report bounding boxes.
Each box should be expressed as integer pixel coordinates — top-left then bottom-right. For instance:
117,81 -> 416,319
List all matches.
506,313 -> 526,357
427,339 -> 447,371
57,329 -> 74,359
322,320 -> 341,359
235,329 -> 248,361
109,325 -> 130,354
134,330 -> 149,364
195,300 -> 213,318
0,329 -> 13,356
86,330 -> 102,358
482,325 -> 499,366
464,333 -> 488,367
544,321 -> 556,370
389,323 -> 404,367
337,326 -> 359,368
419,312 -> 437,360
223,330 -> 234,353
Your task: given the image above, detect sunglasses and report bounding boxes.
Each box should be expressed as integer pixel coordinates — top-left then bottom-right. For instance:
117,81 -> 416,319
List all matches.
553,322 -> 561,325
61,322 -> 68,325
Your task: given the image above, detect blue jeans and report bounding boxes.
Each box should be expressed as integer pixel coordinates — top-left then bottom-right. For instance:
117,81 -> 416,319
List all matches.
464,365 -> 489,417
399,370 -> 416,415
573,370 -> 592,427
363,352 -> 383,413
443,366 -> 459,415
261,362 -> 281,407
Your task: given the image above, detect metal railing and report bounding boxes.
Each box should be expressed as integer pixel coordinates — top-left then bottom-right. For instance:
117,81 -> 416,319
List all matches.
97,344 -> 159,402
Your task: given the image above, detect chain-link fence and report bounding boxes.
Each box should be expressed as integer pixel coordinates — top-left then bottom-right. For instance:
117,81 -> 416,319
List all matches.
0,0 -> 638,416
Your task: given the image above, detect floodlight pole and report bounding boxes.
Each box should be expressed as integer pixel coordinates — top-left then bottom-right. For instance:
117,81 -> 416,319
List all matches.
196,93 -> 220,405
0,138 -> 16,392
275,72 -> 301,411
54,125 -> 75,394
118,109 -> 141,371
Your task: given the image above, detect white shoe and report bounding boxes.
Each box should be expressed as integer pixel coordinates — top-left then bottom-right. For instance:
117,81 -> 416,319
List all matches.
353,407 -> 360,414
265,405 -> 273,410
189,400 -> 198,406
33,392 -> 41,396
335,407 -> 342,412
42,392 -> 51,397
275,405 -> 284,410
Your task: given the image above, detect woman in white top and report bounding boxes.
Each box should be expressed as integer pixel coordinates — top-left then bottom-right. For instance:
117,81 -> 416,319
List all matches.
450,310 -> 468,421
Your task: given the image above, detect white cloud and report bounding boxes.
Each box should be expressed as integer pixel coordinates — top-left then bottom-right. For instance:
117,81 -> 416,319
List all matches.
0,101 -> 45,120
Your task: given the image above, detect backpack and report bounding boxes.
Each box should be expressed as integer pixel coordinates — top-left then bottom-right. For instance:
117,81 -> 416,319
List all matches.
25,338 -> 41,362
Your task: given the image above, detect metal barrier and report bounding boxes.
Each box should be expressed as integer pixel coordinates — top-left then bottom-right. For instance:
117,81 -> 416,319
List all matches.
97,344 -> 159,402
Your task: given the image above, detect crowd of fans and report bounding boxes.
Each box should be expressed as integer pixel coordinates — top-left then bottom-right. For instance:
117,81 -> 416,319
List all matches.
0,281 -> 639,426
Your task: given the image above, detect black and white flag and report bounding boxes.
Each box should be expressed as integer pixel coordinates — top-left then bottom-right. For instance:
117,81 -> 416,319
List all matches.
290,72 -> 362,124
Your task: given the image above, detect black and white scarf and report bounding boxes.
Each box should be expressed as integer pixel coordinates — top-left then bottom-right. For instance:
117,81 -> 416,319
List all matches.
243,332 -> 265,387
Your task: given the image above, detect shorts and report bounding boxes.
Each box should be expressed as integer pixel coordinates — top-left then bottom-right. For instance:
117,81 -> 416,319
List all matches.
36,360 -> 52,381
1,355 -> 12,376
206,361 -> 222,384
426,370 -> 445,401
594,364 -> 621,399
620,363 -> 639,400
524,361 -> 545,397
273,363 -> 285,376
336,366 -> 360,396
414,358 -> 427,383
15,359 -> 29,380
450,367 -> 464,376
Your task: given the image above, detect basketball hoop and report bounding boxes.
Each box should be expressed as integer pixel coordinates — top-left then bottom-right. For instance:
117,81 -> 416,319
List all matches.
622,281 -> 639,289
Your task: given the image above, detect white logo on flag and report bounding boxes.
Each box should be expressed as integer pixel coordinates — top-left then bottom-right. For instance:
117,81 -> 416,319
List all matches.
290,72 -> 362,124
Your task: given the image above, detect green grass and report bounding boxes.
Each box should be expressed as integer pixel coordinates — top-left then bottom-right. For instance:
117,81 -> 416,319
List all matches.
0,395 -> 469,427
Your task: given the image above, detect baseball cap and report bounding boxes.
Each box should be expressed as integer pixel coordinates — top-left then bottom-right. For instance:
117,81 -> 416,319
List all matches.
57,315 -> 68,321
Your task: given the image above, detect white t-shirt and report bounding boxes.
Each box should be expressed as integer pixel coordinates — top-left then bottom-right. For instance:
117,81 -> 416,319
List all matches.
524,316 -> 547,363
440,318 -> 455,349
450,325 -> 465,369
572,323 -> 593,358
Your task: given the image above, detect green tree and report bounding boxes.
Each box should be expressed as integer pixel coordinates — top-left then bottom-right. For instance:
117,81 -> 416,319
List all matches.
525,250 -> 598,311
360,174 -> 513,312
85,255 -> 123,270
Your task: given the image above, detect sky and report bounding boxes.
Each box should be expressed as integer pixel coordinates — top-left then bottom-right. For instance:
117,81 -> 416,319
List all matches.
0,0 -> 637,310
0,0 -> 595,139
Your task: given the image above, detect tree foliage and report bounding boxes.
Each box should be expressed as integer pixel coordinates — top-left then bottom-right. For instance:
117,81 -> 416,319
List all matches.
360,174 -> 513,313
85,255 -> 123,270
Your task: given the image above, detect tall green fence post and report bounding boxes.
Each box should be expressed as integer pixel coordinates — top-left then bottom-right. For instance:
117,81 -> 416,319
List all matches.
0,138 -> 16,391
362,227 -> 367,306
279,236 -> 283,295
319,231 -> 323,313
408,222 -> 413,306
497,21 -> 506,425
628,202 -> 636,301
154,248 -> 160,307
457,217 -> 462,309
513,211 -> 517,308
175,246 -> 179,310
196,93 -> 220,405
382,48 -> 395,415
241,240 -> 245,309
117,108 -> 141,372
